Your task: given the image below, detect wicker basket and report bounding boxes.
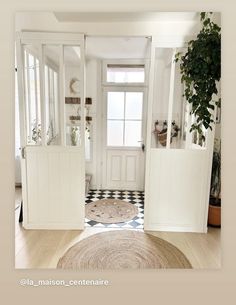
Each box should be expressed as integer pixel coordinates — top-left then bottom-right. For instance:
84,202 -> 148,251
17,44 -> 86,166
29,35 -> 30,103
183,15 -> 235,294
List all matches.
157,131 -> 168,147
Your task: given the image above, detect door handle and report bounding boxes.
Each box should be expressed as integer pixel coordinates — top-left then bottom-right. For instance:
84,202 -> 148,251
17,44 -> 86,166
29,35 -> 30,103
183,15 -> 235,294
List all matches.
20,147 -> 26,159
138,140 -> 145,152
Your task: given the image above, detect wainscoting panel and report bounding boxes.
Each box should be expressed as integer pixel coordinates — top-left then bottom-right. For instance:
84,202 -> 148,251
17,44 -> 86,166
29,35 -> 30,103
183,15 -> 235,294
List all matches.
144,149 -> 210,232
24,146 -> 85,229
105,149 -> 144,190
125,155 -> 137,182
110,155 -> 122,181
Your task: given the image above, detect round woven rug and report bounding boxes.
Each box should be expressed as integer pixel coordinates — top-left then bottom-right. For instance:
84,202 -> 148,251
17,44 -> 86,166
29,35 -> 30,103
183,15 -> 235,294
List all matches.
57,230 -> 192,269
85,199 -> 139,223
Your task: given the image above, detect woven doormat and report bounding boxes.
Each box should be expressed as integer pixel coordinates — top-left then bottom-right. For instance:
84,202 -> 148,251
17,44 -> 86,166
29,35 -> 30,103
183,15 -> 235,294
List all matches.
57,230 -> 192,269
85,199 -> 139,223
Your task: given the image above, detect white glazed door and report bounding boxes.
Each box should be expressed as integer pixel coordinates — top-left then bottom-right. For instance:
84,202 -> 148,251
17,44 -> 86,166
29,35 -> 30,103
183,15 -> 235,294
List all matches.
16,32 -> 86,229
102,87 -> 147,191
144,38 -> 217,233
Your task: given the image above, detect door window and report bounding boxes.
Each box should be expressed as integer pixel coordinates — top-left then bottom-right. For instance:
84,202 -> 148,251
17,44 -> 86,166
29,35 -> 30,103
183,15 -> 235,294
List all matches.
107,91 -> 143,147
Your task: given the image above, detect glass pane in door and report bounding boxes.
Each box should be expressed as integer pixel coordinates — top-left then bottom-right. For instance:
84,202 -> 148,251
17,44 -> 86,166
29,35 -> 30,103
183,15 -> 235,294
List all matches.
107,92 -> 125,119
107,120 -> 124,146
125,92 -> 143,120
124,121 -> 142,147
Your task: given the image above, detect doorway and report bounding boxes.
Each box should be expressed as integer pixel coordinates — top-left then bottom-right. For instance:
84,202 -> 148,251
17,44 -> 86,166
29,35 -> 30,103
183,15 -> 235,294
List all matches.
83,36 -> 150,230
102,78 -> 147,191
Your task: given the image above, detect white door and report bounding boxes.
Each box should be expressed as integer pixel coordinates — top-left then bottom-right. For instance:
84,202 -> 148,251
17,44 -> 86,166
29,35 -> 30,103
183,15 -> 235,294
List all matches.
144,39 -> 217,233
16,32 -> 86,229
102,87 -> 147,191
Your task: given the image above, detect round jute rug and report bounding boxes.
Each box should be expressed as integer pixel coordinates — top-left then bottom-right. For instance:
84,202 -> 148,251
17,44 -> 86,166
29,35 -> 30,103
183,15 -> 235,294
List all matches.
85,199 -> 139,223
57,230 -> 192,269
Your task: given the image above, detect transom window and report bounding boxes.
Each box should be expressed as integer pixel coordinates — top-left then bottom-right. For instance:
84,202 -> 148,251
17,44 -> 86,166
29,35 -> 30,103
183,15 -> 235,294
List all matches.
107,91 -> 143,147
106,64 -> 145,84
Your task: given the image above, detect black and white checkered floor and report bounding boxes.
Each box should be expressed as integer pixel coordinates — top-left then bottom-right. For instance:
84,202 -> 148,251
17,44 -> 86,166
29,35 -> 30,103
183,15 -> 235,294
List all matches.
85,190 -> 144,229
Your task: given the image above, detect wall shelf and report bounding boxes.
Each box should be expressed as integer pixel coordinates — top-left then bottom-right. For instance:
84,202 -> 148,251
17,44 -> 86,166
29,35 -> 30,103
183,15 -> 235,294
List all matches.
65,97 -> 92,104
69,115 -> 92,121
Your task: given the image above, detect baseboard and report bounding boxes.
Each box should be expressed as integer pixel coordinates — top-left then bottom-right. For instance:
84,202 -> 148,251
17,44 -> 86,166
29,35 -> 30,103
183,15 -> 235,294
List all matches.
144,223 -> 207,233
23,222 -> 85,230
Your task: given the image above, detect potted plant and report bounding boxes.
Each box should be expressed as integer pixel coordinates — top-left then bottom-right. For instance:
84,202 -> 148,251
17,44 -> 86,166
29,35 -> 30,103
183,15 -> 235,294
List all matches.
175,12 -> 221,226
208,139 -> 221,226
175,12 -> 221,140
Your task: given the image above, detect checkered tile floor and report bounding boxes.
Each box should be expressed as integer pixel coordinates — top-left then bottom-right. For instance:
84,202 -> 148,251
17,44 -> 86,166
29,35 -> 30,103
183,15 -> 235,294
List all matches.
85,190 -> 144,229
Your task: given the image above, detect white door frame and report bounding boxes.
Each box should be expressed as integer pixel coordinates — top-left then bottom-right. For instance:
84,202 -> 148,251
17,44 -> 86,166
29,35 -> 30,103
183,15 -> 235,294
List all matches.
16,31 -> 86,229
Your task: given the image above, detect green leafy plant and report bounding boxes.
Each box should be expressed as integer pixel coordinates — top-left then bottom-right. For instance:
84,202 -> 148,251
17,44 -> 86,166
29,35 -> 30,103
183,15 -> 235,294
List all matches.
32,122 -> 41,143
31,120 -> 57,145
175,12 -> 221,140
210,139 -> 221,205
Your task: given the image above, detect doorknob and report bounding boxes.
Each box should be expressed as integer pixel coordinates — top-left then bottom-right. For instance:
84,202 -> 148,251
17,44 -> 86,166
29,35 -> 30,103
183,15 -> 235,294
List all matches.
20,147 -> 26,159
138,140 -> 145,152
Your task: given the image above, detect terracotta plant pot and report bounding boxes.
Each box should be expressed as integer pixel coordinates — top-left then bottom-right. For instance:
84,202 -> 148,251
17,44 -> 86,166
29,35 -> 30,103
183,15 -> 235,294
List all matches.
208,203 -> 221,227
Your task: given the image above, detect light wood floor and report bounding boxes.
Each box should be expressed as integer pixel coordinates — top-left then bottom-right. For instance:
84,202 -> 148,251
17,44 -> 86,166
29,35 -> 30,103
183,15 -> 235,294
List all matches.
15,188 -> 221,269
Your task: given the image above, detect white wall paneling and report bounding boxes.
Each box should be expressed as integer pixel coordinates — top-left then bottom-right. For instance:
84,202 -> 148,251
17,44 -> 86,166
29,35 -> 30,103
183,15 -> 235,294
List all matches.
25,147 -> 85,229
145,149 -> 211,232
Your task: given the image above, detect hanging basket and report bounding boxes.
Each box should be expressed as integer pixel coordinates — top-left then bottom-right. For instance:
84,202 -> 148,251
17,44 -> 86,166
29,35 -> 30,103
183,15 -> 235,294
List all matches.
153,130 -> 172,147
157,131 -> 168,147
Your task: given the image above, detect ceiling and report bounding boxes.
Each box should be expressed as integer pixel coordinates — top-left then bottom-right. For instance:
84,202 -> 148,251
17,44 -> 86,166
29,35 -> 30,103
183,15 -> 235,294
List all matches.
54,12 -> 199,23
85,36 -> 151,59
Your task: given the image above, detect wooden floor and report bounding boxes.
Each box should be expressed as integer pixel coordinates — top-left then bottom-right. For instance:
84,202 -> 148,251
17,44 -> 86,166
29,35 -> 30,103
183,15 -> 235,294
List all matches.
15,188 -> 221,269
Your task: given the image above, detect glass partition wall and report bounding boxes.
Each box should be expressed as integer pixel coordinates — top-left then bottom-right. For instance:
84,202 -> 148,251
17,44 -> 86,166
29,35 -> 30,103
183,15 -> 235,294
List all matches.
151,48 -> 207,150
22,43 -> 84,148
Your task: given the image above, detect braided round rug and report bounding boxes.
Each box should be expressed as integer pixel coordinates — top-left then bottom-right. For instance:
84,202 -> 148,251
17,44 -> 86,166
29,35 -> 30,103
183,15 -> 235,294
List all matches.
85,199 -> 139,223
57,230 -> 192,269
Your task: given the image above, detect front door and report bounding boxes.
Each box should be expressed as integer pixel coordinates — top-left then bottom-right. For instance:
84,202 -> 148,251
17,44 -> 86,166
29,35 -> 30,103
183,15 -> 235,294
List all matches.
16,32 -> 86,229
102,86 -> 147,191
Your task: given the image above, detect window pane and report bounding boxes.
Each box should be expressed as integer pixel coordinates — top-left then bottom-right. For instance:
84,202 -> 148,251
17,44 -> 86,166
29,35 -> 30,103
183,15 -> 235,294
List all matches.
107,92 -> 124,119
23,45 -> 41,145
29,54 -> 36,126
125,92 -> 143,120
64,45 -> 82,146
107,65 -> 145,83
44,65 -> 49,137
124,121 -> 142,147
44,45 -> 60,145
107,120 -> 124,146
